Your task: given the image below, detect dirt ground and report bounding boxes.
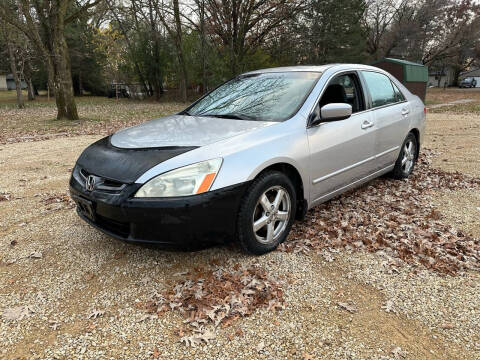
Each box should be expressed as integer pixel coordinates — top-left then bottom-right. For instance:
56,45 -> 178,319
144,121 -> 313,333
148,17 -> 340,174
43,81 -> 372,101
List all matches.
0,90 -> 479,359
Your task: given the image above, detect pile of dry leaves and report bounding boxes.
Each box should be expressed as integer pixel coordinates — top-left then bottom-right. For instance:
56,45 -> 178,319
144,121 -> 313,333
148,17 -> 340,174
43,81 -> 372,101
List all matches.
143,265 -> 284,346
39,192 -> 75,211
282,150 -> 480,275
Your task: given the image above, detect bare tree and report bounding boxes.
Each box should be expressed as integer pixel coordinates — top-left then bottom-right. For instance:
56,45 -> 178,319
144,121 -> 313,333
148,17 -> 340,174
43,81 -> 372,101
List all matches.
182,0 -> 208,93
1,23 -> 25,108
0,0 -> 103,120
364,0 -> 480,67
419,0 -> 480,65
363,0 -> 413,59
152,0 -> 188,102
105,0 -> 151,96
202,0 -> 304,76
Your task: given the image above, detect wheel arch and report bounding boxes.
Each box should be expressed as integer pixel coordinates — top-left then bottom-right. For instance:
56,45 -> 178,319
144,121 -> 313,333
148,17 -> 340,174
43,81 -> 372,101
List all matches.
410,128 -> 420,159
251,161 -> 307,220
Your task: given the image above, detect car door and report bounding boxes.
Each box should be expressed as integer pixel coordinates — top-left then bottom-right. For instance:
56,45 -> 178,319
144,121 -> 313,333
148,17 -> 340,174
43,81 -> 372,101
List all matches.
360,71 -> 410,170
307,72 -> 376,203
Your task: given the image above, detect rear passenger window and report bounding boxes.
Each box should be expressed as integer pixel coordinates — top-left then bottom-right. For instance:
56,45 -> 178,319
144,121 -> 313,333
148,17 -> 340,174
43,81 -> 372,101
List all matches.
362,71 -> 397,108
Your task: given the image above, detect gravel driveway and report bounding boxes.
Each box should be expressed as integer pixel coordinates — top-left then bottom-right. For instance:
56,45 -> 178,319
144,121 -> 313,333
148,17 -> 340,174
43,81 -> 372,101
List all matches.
1,113 -> 479,360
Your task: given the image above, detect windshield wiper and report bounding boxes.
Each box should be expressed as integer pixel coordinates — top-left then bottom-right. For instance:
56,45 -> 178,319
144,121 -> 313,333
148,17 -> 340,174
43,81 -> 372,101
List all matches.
196,113 -> 256,120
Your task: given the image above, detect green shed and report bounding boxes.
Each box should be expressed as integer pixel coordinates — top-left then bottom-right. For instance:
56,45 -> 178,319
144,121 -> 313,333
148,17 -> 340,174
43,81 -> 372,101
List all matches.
371,58 -> 428,101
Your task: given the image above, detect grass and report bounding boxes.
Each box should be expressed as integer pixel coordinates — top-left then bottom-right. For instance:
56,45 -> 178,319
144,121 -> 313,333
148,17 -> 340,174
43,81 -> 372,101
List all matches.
429,102 -> 480,114
0,91 -> 185,143
424,99 -> 441,106
2,86 -> 480,144
0,91 -> 144,108
426,87 -> 480,102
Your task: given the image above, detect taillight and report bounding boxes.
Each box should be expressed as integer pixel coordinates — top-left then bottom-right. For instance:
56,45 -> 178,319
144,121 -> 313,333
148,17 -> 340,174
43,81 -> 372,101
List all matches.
424,107 -> 427,114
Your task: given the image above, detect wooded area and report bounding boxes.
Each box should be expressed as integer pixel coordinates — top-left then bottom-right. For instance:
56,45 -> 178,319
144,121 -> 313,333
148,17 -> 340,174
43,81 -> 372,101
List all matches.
1,0 -> 479,120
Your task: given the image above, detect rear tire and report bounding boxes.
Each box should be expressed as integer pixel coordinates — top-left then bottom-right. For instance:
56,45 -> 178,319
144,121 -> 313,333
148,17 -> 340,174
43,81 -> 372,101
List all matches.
236,171 -> 296,255
389,132 -> 418,179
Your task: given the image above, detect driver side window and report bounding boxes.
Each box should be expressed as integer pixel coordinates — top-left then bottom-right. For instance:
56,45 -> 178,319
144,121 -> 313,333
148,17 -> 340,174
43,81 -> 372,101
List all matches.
319,73 -> 365,114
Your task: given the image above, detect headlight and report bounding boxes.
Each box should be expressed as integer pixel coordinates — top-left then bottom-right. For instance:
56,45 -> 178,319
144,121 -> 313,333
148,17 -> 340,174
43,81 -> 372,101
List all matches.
134,158 -> 222,197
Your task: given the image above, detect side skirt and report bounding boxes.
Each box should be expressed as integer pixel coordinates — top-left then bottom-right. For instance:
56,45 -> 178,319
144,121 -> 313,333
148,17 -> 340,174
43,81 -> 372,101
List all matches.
309,164 -> 395,209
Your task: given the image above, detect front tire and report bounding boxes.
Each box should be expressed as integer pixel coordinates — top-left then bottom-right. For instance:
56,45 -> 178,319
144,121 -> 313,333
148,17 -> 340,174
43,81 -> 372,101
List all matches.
390,132 -> 418,179
237,171 -> 296,255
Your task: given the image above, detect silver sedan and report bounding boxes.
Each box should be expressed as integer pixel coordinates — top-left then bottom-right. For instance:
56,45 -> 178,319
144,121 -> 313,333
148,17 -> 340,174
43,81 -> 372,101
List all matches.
70,64 -> 425,254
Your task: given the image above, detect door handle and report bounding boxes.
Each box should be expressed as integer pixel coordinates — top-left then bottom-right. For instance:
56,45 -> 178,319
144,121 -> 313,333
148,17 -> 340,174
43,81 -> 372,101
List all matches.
361,120 -> 374,129
401,108 -> 410,116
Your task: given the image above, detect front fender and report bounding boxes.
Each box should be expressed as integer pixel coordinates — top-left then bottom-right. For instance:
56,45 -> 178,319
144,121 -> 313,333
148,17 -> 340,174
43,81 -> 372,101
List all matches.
210,126 -> 310,198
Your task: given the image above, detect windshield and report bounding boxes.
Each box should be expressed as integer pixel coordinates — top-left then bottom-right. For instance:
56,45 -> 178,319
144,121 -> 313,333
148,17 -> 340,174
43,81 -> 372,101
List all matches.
186,72 -> 321,122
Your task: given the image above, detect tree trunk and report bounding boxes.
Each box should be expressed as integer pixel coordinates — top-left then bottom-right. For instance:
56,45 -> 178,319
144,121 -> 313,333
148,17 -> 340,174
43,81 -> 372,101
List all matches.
50,33 -> 79,120
27,78 -> 35,100
146,0 -> 163,101
24,60 -> 35,100
173,0 -> 188,102
7,41 -> 25,109
452,68 -> 461,87
199,0 -> 207,93
78,71 -> 83,96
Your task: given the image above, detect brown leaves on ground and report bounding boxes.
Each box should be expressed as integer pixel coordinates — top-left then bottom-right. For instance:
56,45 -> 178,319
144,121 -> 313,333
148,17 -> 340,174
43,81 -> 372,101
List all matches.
0,100 -> 184,145
39,192 -> 75,210
282,150 -> 480,275
146,265 -> 284,346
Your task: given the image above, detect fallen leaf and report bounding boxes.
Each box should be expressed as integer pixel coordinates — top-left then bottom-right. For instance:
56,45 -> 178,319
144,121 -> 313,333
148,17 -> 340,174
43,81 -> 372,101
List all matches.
84,272 -> 95,281
29,251 -> 43,259
173,271 -> 189,277
440,323 -> 455,330
87,309 -> 105,319
180,328 -> 216,347
2,306 -> 34,321
337,302 -> 357,314
382,300 -> 396,313
49,321 -> 61,330
391,346 -> 407,359
256,340 -> 265,353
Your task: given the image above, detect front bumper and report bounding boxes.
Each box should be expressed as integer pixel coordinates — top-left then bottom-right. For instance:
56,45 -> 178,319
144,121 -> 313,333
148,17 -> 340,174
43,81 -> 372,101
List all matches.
69,171 -> 249,248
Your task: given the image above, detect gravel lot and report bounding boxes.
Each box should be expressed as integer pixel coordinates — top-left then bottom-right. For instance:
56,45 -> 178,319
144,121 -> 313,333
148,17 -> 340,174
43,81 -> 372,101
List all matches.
1,103 -> 479,359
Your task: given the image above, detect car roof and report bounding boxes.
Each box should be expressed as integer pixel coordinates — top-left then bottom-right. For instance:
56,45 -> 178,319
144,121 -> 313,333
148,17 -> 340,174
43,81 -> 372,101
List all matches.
241,64 -> 384,75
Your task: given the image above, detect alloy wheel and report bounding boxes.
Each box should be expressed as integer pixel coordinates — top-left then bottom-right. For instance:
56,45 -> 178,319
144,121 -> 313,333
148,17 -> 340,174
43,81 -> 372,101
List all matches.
252,186 -> 291,244
401,139 -> 416,173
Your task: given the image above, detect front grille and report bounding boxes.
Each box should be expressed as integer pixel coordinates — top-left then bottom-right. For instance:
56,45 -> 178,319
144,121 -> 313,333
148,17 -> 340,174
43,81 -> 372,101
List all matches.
78,168 -> 127,194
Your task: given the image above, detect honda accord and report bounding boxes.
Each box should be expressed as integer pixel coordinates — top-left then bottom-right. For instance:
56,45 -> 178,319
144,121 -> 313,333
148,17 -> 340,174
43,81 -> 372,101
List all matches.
70,64 -> 425,254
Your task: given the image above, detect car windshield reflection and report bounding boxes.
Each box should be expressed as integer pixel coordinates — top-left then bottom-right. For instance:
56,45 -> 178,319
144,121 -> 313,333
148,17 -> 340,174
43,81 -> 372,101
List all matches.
187,72 -> 321,122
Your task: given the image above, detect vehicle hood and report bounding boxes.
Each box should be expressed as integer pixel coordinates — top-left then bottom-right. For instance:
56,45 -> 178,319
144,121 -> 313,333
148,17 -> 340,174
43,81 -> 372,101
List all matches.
110,114 -> 275,149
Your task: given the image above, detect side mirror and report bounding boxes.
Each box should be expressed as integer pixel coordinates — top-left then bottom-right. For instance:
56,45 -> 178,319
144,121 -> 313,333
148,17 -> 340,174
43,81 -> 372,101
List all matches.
320,103 -> 352,122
